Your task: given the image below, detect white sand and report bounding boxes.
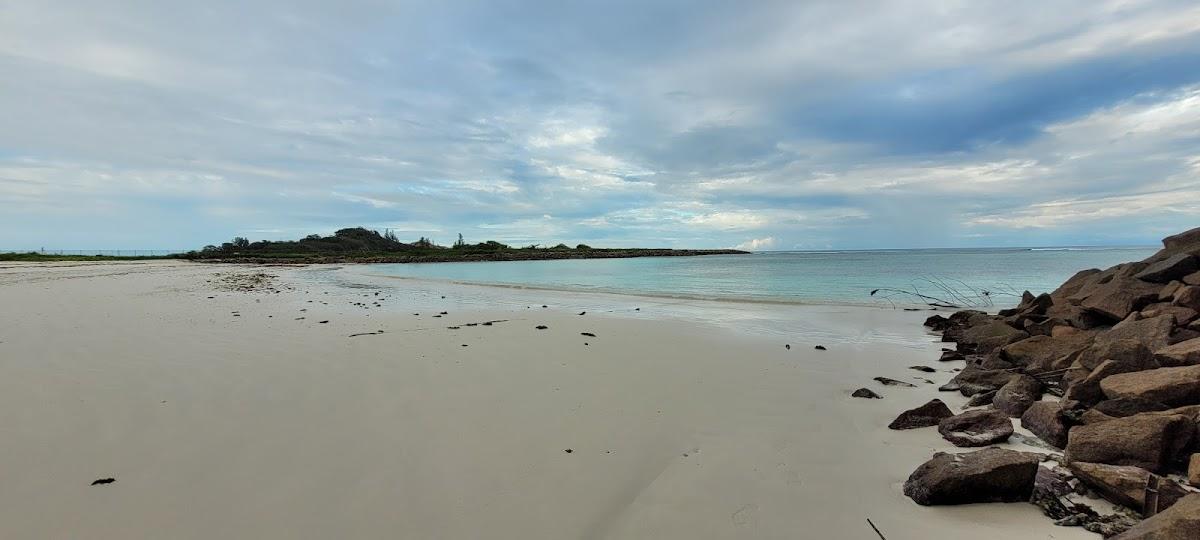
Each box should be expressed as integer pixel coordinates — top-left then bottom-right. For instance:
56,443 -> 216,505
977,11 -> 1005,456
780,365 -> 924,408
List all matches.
0,261 -> 1097,539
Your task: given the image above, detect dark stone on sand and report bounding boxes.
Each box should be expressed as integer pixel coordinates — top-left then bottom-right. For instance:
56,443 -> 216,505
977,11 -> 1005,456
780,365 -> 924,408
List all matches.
581,332 -> 596,337
851,388 -> 882,399
874,376 -> 917,388
888,399 -> 953,429
814,345 -> 827,350
91,478 -> 115,486
535,325 -> 548,330
909,365 -> 936,372
902,447 -> 1041,506
937,409 -> 1014,447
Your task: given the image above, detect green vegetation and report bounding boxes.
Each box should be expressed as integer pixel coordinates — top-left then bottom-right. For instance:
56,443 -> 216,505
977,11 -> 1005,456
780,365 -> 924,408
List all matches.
180,227 -> 747,263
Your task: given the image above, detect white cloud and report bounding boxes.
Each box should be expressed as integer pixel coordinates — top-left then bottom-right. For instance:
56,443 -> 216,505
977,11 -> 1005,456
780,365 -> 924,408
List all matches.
734,237 -> 777,251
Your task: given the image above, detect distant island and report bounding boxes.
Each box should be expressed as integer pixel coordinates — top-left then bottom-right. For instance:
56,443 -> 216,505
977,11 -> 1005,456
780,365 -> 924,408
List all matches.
175,227 -> 747,263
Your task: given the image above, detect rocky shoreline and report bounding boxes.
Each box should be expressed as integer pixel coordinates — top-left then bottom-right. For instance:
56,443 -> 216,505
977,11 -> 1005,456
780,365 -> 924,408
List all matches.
894,226 -> 1200,538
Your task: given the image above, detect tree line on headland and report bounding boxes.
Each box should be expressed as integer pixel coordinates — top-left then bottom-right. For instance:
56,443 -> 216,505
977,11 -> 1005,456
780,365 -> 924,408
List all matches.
179,227 -> 746,263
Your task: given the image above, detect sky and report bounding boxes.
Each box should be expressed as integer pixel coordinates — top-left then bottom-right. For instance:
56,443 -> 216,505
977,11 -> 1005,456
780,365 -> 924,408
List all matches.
2,0 -> 1200,251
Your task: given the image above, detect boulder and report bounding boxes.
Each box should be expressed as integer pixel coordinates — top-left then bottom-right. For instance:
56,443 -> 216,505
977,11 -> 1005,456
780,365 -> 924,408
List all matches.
1091,315 -> 1178,361
902,447 -> 1042,506
1079,409 -> 1118,425
958,321 -> 1029,354
1161,226 -> 1200,253
1140,303 -> 1199,326
1078,277 -> 1161,322
1111,492 -> 1200,540
1078,338 -> 1157,372
1160,281 -> 1186,302
938,409 -> 1014,447
1175,286 -> 1200,311
1051,268 -> 1103,302
874,376 -> 916,387
1184,271 -> 1200,286
1068,461 -> 1190,513
1135,253 -> 1198,284
1021,400 -> 1073,448
993,374 -> 1043,417
851,388 -> 882,399
888,399 -> 954,430
924,314 -> 950,330
1001,333 -> 1093,373
1155,338 -> 1200,367
1066,359 -> 1147,405
1100,365 -> 1200,407
1190,454 -> 1200,487
965,390 -> 997,407
1093,397 -> 1172,418
1066,413 -> 1195,473
939,366 -> 1016,397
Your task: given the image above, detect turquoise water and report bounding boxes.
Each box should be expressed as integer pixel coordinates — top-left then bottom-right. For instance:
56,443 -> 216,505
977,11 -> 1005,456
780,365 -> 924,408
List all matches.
368,247 -> 1158,308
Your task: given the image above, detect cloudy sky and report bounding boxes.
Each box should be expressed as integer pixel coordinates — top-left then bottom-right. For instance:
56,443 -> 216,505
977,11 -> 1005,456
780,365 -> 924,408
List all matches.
2,0 -> 1199,250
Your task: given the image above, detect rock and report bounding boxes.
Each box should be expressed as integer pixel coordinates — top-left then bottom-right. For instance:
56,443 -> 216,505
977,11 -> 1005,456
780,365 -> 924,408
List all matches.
1093,397 -> 1172,418
888,399 -> 954,429
874,376 -> 916,387
1078,338 -> 1158,372
1185,271 -> 1200,286
1068,461 -> 1190,513
1078,276 -> 1161,322
1100,365 -> 1200,407
1189,454 -> 1200,487
1160,281 -> 1186,302
1021,400 -> 1074,448
1140,303 -> 1199,326
902,447 -> 1041,506
940,366 -> 1016,397
1051,268 -> 1104,303
1135,254 -> 1198,284
965,390 -> 998,407
1066,413 -> 1195,473
909,365 -> 936,372
958,321 -> 1029,354
1066,359 -> 1146,405
851,388 -> 882,399
1090,316 -> 1178,363
1175,286 -> 1200,311
1001,333 -> 1094,373
1161,226 -> 1200,253
938,409 -> 1014,447
924,314 -> 951,330
1079,409 -> 1118,425
1111,492 -> 1200,540
993,374 -> 1043,417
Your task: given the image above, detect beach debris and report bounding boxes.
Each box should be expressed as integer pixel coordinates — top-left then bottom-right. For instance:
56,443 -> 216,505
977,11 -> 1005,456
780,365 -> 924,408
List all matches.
874,377 -> 916,387
446,326 -> 461,330
348,330 -> 385,338
888,399 -> 954,430
814,345 -> 827,350
581,332 -> 596,337
564,449 -> 573,453
578,311 -> 586,316
937,409 -> 1014,447
462,344 -> 468,347
542,305 -> 547,308
91,478 -> 116,486
866,518 -> 886,540
439,311 -> 448,315
851,388 -> 882,399
318,320 -> 329,324
294,317 -> 305,320
903,448 -> 1040,505
909,365 -> 936,372
785,344 -> 791,350
535,325 -> 548,330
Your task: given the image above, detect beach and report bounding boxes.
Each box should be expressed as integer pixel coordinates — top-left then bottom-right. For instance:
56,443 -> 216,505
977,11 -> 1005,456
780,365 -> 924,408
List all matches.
0,261 -> 1096,539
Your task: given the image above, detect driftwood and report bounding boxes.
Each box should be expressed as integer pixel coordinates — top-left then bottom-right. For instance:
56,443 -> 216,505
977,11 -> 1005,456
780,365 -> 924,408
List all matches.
867,518 -> 886,540
871,276 -> 1022,309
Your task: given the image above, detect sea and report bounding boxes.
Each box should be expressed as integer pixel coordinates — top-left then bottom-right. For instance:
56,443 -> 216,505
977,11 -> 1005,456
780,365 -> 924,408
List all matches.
365,246 -> 1159,310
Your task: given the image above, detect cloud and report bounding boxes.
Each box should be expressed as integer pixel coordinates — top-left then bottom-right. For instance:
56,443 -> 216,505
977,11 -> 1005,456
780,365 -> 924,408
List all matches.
0,1 -> 1198,249
734,237 -> 777,251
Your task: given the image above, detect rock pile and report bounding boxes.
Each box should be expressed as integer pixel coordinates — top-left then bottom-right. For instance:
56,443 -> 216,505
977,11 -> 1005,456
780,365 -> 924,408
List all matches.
904,226 -> 1200,538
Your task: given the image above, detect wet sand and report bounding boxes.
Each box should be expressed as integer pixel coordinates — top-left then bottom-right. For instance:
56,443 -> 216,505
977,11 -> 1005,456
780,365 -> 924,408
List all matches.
0,261 -> 1096,539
